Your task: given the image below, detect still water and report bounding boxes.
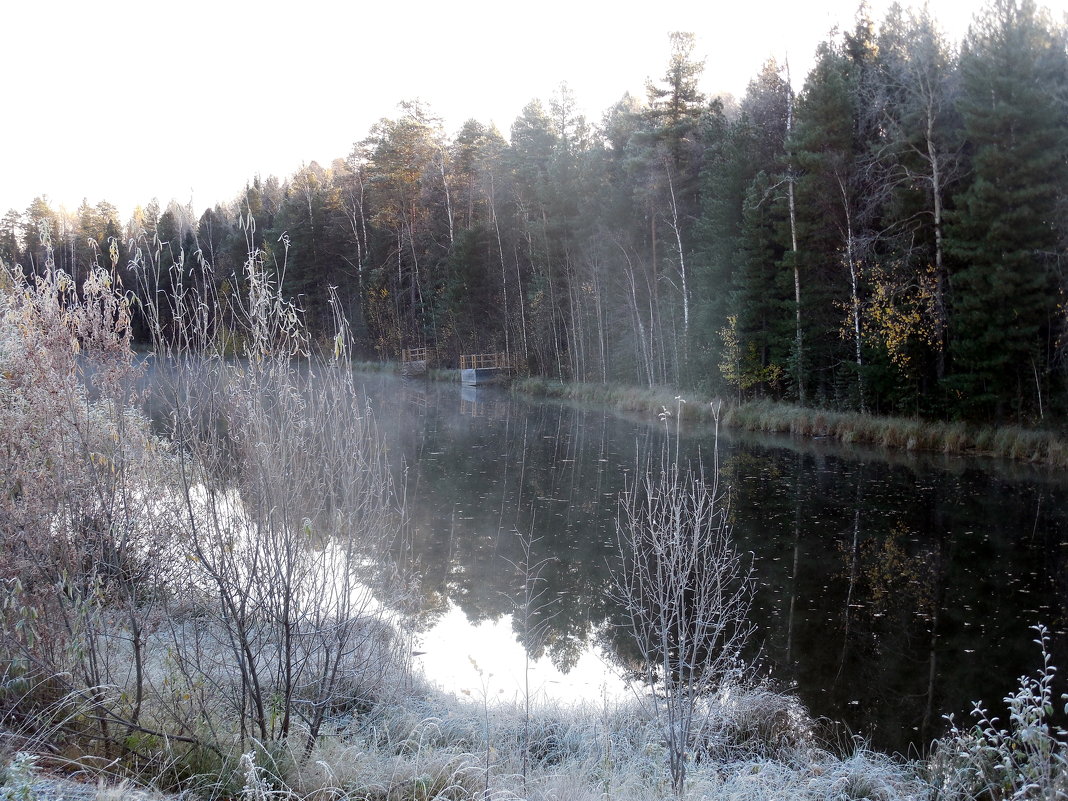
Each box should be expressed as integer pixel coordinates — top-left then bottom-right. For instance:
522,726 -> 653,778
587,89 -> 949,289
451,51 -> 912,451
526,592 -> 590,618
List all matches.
360,374 -> 1067,755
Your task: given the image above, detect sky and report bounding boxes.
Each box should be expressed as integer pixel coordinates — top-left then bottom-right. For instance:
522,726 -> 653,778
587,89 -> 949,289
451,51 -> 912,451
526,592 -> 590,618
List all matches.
2,0 -> 1062,223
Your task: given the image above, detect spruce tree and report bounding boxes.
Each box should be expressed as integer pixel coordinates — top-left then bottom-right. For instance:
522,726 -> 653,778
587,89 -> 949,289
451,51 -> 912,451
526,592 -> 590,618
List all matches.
945,0 -> 1068,420
792,41 -> 864,406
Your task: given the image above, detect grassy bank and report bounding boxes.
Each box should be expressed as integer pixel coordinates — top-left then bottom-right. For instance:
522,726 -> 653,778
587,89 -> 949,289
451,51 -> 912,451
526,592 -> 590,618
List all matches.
727,399 -> 1068,467
509,378 -> 1068,468
510,377 -> 721,422
5,649 -> 1064,801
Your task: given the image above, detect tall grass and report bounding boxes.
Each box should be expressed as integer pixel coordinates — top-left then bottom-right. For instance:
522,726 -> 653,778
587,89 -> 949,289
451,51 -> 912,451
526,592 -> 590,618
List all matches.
510,381 -> 1068,467
726,400 -> 1068,467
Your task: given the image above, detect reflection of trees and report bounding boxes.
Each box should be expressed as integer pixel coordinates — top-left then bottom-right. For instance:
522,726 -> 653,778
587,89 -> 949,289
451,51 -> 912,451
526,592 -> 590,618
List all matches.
362,375 -> 1067,754
836,476 -> 863,687
379,385 -> 641,669
861,523 -> 935,617
724,446 -> 1068,754
786,452 -> 803,666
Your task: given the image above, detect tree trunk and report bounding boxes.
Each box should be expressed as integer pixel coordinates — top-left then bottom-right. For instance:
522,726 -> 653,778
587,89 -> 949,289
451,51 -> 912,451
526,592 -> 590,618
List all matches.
786,59 -> 805,405
837,173 -> 865,411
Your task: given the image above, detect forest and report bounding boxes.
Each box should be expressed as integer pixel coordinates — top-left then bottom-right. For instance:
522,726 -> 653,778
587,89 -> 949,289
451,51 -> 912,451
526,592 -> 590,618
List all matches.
3,0 -> 1067,424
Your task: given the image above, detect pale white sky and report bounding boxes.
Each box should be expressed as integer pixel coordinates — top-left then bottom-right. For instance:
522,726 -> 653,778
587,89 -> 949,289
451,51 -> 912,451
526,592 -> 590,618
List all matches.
2,0 -> 1055,223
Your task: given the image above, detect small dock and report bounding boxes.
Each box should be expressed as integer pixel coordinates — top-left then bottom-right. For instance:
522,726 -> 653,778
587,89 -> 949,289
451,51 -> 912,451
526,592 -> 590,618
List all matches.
459,352 -> 511,385
401,347 -> 428,377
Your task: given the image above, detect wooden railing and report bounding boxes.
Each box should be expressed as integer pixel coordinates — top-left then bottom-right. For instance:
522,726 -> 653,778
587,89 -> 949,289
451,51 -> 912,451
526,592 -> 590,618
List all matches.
402,347 -> 428,363
460,352 -> 510,370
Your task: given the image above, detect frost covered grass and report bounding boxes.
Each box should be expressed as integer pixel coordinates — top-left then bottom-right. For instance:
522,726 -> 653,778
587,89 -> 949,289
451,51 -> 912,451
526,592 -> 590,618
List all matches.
11,653 -> 873,801
196,680 -> 931,801
52,653 -> 1054,801
0,657 -> 914,801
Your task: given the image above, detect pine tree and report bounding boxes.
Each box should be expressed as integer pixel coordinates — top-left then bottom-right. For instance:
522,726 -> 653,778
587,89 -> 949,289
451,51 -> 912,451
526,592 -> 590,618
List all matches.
731,171 -> 792,394
646,31 -> 706,170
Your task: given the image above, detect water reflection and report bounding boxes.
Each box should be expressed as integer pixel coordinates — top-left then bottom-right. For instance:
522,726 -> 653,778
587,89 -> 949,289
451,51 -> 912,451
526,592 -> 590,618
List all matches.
414,606 -> 628,703
365,375 -> 1066,754
737,446 -> 1067,753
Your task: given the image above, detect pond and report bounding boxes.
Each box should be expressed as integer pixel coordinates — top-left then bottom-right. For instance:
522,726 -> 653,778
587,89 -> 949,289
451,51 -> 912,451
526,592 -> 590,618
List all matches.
358,374 -> 1067,755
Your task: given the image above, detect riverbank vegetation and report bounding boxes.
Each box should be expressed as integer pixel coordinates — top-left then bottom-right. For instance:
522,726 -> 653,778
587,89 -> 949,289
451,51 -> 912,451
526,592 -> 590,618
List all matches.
728,399 -> 1068,467
511,377 -> 1068,467
4,0 -> 1068,430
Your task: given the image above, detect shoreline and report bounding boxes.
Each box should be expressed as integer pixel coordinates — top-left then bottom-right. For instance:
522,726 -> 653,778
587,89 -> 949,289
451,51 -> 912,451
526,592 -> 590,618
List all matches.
503,377 -> 1068,469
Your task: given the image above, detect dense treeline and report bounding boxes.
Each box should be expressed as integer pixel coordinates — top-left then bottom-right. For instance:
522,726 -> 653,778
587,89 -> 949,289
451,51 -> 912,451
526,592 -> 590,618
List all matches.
3,0 -> 1067,423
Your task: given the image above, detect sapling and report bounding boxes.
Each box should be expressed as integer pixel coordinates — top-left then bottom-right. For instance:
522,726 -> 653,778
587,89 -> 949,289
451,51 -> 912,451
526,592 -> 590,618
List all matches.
609,401 -> 755,796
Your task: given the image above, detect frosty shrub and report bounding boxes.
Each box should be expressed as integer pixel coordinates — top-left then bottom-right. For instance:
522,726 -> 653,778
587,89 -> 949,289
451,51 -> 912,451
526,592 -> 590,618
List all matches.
0,254 -> 181,759
125,218 -> 410,771
0,222 -> 410,792
609,402 -> 756,796
927,625 -> 1067,800
0,751 -> 38,801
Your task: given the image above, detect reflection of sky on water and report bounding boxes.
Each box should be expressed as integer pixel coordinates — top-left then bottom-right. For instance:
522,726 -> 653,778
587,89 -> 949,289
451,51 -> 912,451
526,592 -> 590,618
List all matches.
415,605 -> 629,704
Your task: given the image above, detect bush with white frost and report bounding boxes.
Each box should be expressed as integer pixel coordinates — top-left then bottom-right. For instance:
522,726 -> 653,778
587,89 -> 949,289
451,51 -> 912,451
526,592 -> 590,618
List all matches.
0,259 -> 180,759
1,230 -> 408,792
608,400 -> 757,796
927,625 -> 1067,800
